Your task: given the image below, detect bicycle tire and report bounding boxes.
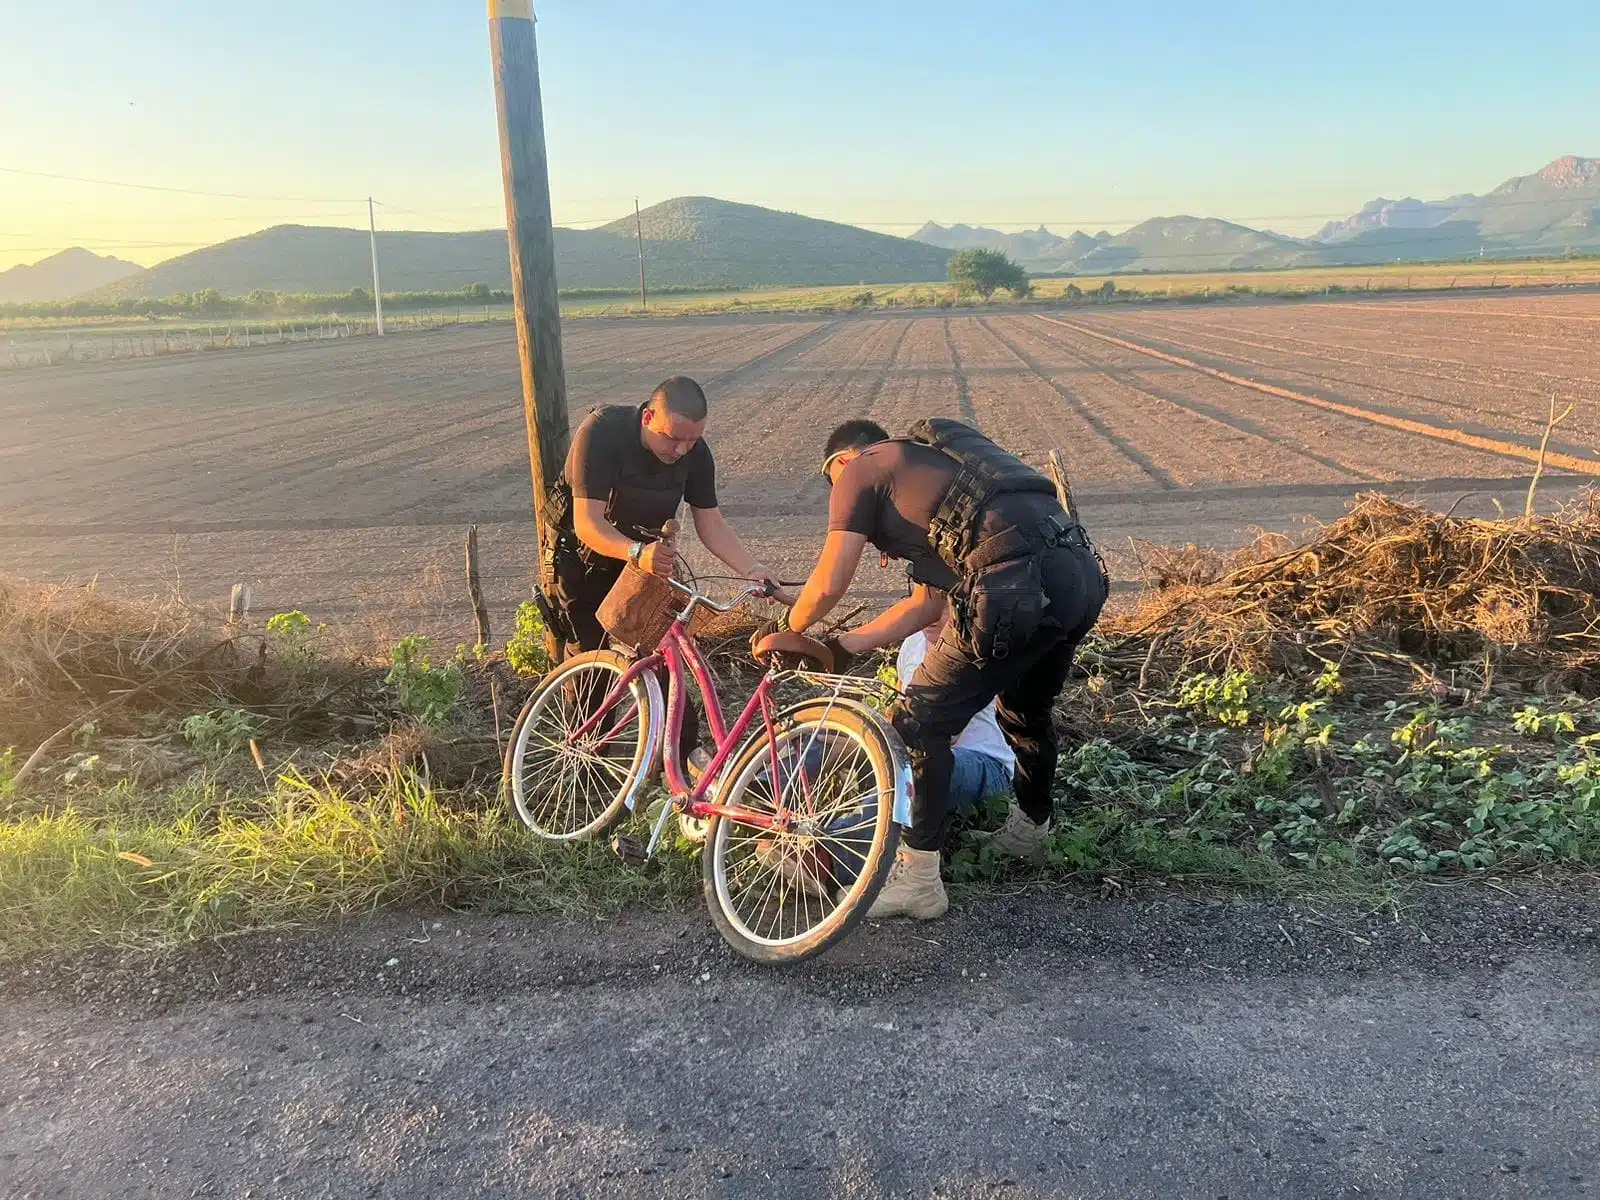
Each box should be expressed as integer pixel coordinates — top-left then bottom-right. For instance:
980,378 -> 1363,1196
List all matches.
504,650 -> 663,842
702,700 -> 903,964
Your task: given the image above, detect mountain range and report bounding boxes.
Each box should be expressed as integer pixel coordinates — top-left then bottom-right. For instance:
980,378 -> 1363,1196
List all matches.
912,156 -> 1600,273
90,197 -> 950,301
0,247 -> 142,303
5,156 -> 1597,303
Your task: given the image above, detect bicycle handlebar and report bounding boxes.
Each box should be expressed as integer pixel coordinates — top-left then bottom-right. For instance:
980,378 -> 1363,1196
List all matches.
666,576 -> 772,615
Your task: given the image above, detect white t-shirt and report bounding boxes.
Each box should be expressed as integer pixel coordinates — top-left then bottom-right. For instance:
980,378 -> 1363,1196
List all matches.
896,631 -> 1016,772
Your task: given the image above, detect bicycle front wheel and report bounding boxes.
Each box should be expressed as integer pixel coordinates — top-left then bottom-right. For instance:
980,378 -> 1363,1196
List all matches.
704,701 -> 903,964
504,650 -> 662,841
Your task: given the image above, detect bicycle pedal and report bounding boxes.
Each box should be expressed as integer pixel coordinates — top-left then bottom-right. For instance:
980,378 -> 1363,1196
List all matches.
610,833 -> 653,869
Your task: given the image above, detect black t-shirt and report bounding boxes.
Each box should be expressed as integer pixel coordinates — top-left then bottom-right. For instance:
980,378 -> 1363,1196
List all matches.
565,405 -> 718,539
827,441 -> 960,591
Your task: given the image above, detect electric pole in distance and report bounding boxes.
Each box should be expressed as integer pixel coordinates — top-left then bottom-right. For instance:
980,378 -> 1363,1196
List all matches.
635,197 -> 648,312
367,196 -> 386,335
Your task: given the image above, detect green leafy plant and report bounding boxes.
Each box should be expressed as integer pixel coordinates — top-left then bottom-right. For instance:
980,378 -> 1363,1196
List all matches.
1175,671 -> 1257,727
386,636 -> 464,726
181,708 -> 262,760
266,609 -> 325,676
1513,704 -> 1578,739
507,601 -> 556,676
1313,662 -> 1345,697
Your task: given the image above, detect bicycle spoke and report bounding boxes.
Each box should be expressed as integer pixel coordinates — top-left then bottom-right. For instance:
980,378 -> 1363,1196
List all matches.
703,701 -> 903,960
511,659 -> 651,839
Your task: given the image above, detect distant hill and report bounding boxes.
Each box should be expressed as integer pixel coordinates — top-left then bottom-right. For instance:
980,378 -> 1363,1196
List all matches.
912,215 -> 1314,274
911,222 -> 1108,272
592,196 -> 950,285
1313,156 -> 1600,260
1312,196 -> 1471,243
102,196 -> 951,299
1073,217 -> 1314,273
0,248 -> 143,303
910,155 -> 1600,274
57,155 -> 1600,302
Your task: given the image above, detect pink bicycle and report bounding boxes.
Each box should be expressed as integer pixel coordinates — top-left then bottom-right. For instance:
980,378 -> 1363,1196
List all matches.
503,577 -> 911,964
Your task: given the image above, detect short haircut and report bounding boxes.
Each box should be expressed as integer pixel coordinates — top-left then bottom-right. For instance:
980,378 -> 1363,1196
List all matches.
650,376 -> 708,421
824,419 -> 890,459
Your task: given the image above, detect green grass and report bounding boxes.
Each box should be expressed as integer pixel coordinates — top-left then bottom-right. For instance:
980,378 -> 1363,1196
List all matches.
10,254 -> 1595,339
7,667 -> 1598,961
558,253 -> 1600,319
0,766 -> 696,961
6,607 -> 1599,961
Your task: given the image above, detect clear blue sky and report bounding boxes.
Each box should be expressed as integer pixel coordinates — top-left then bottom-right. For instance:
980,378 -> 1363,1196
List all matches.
2,0 -> 1595,268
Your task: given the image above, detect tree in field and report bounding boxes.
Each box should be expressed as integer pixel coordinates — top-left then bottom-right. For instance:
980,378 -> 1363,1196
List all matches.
463,282 -> 492,302
949,248 -> 1030,300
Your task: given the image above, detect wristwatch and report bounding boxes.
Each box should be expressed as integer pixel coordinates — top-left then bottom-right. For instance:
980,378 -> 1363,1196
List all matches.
627,540 -> 644,567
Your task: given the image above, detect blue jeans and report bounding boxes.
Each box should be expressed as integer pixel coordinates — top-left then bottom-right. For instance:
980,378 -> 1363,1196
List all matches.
948,749 -> 1014,815
774,744 -> 1012,889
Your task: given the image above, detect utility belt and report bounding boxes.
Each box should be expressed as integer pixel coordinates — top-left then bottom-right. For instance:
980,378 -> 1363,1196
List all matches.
951,510 -> 1109,662
964,510 -> 1093,570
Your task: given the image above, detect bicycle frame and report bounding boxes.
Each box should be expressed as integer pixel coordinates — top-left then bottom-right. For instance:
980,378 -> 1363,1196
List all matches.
566,613 -> 794,835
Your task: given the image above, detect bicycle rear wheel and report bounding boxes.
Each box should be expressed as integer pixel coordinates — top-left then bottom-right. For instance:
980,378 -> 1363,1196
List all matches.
703,701 -> 904,964
504,650 -> 662,841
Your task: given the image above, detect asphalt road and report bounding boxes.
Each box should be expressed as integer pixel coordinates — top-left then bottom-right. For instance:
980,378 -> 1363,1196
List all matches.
3,886 -> 1597,1199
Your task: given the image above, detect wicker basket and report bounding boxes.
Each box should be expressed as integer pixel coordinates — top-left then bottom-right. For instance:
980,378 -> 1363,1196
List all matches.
596,564 -> 686,653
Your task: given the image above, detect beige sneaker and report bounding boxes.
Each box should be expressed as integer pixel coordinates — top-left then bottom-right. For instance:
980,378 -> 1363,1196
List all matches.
974,802 -> 1051,863
866,847 -> 949,920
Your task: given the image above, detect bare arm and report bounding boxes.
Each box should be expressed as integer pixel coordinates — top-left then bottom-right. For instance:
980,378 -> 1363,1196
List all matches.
691,505 -> 763,577
789,531 -> 867,634
572,498 -> 673,575
692,505 -> 795,605
836,584 -> 945,655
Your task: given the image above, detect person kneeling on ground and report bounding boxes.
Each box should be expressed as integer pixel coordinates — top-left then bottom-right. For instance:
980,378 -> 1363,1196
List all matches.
897,597 -> 1015,816
812,596 -> 1019,894
779,417 -> 1107,921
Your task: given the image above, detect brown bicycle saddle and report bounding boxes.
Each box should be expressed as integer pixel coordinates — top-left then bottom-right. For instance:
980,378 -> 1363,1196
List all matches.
751,630 -> 837,673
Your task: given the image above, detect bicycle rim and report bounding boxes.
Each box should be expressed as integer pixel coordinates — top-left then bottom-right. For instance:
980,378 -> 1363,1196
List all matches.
704,702 -> 900,963
506,651 -> 661,841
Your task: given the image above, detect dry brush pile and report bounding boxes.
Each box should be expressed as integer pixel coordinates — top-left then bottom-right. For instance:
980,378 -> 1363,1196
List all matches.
1107,491 -> 1600,695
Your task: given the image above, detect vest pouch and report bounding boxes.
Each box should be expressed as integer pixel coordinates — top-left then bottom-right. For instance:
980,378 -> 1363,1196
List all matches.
963,554 -> 1047,661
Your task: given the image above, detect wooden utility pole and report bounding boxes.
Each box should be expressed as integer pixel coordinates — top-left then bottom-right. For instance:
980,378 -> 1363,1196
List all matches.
634,198 -> 648,311
489,0 -> 570,521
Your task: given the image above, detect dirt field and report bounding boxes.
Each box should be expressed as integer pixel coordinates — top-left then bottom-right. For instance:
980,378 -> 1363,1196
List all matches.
3,292 -> 1596,649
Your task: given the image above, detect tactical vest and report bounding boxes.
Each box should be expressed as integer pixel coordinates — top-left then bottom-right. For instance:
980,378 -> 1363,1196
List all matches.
905,418 -> 1060,572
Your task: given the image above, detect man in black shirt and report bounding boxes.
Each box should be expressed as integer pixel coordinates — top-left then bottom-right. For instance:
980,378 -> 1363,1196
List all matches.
540,376 -> 789,766
783,418 -> 1105,920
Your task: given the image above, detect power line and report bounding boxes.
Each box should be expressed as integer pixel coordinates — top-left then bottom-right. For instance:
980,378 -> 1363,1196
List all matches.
0,165 -> 362,204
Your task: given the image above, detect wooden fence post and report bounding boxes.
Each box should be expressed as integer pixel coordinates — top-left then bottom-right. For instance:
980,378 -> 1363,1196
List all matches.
465,525 -> 491,649
1046,448 -> 1079,523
